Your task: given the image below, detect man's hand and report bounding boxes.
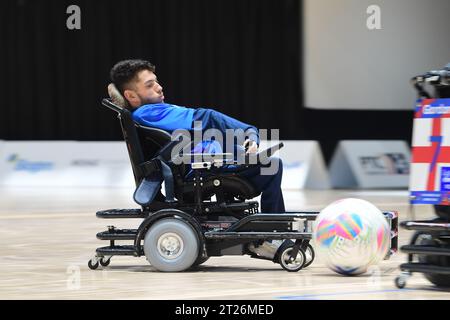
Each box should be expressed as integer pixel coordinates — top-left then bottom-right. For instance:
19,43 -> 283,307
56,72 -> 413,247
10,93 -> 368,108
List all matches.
243,139 -> 258,154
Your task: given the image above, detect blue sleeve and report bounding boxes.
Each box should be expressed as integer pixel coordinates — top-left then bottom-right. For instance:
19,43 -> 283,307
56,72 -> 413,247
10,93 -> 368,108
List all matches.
132,104 -> 194,132
224,115 -> 260,145
194,108 -> 260,145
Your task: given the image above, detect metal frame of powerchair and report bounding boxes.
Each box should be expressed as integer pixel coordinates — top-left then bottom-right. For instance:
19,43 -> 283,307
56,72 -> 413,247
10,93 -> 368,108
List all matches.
395,66 -> 450,288
396,219 -> 450,288
89,207 -> 398,272
88,98 -> 398,272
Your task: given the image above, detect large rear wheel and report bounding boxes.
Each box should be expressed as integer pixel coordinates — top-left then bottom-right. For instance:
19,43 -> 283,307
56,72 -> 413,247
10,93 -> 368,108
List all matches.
144,218 -> 199,272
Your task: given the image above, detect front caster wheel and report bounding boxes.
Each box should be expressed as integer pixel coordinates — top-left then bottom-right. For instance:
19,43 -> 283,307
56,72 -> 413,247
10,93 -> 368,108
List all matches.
395,272 -> 411,289
100,257 -> 111,267
279,246 -> 306,272
88,259 -> 99,270
395,276 -> 407,289
303,244 -> 315,268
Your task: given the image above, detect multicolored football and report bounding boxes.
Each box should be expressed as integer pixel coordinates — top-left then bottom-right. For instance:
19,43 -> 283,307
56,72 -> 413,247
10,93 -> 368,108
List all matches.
313,198 -> 390,275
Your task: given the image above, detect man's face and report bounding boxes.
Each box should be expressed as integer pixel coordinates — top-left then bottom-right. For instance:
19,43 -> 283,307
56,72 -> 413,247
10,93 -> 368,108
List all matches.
125,69 -> 164,107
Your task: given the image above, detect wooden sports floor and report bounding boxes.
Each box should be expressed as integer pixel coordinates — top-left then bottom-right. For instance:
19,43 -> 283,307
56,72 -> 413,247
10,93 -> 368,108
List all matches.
1,187 -> 449,300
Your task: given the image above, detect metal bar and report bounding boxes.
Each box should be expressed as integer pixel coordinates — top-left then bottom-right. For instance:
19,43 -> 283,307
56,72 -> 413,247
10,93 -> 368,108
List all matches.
400,221 -> 450,231
227,213 -> 318,232
204,231 -> 312,240
400,245 -> 450,256
96,209 -> 146,219
400,263 -> 450,275
96,229 -> 138,241
96,245 -> 137,256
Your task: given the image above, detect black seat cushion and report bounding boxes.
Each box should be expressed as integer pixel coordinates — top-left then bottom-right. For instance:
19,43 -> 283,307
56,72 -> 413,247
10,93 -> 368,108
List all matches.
181,174 -> 259,201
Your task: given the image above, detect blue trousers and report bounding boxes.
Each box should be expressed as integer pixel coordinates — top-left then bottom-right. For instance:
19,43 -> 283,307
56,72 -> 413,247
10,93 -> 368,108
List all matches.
192,108 -> 259,147
238,157 -> 286,213
192,108 -> 285,213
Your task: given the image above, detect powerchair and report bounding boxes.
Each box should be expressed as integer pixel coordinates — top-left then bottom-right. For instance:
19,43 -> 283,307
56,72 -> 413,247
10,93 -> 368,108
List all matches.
395,63 -> 450,288
88,85 -> 398,272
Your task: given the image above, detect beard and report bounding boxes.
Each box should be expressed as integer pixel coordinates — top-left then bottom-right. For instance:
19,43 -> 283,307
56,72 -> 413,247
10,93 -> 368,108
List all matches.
137,93 -> 163,105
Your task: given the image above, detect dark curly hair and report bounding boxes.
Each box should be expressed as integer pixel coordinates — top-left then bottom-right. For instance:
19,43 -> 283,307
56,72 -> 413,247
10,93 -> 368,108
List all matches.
110,59 -> 156,95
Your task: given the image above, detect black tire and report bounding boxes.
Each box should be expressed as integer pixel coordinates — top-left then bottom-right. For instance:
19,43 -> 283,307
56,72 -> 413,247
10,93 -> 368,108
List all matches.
144,218 -> 199,272
425,273 -> 450,288
434,205 -> 450,220
100,257 -> 111,267
192,255 -> 209,267
88,259 -> 99,270
303,244 -> 315,268
395,276 -> 407,289
418,237 -> 450,288
279,246 -> 306,272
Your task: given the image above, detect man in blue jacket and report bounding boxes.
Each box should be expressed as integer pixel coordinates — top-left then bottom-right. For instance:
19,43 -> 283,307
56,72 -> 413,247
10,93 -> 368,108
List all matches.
110,59 -> 284,216
110,59 -> 287,259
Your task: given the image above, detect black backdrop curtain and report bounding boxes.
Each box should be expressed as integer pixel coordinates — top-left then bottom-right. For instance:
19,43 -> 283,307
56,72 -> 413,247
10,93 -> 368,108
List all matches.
1,0 -> 301,139
1,0 -> 413,161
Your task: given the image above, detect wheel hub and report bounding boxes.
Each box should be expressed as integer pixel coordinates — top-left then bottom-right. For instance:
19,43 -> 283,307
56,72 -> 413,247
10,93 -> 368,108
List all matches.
157,232 -> 184,260
281,248 -> 304,270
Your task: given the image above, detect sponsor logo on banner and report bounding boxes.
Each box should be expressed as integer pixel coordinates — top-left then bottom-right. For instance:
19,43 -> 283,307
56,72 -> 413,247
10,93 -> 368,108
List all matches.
7,154 -> 54,173
359,153 -> 409,175
411,191 -> 450,205
0,141 -> 135,187
70,160 -> 99,166
421,101 -> 450,117
70,159 -> 128,167
441,167 -> 450,192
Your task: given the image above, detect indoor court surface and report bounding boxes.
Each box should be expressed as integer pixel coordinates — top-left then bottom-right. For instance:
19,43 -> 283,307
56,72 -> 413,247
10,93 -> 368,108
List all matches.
1,187 -> 448,300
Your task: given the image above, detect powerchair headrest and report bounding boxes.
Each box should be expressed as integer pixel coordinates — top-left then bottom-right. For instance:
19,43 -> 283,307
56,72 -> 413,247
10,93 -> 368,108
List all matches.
107,83 -> 130,109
